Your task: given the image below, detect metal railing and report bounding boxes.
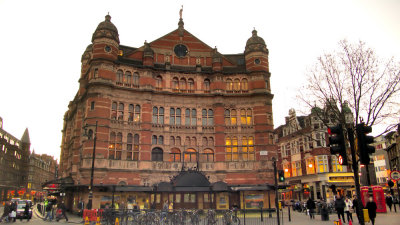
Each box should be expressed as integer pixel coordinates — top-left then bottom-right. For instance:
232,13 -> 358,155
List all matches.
98,209 -> 278,225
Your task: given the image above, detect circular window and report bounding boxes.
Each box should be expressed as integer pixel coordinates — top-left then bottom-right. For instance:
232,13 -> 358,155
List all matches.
104,45 -> 112,53
174,44 -> 188,57
254,58 -> 261,64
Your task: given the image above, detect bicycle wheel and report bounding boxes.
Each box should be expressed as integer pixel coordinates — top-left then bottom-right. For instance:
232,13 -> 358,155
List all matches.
232,216 -> 240,225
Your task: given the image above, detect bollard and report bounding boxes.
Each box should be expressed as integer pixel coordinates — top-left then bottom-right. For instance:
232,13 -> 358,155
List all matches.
260,206 -> 263,222
288,205 -> 291,222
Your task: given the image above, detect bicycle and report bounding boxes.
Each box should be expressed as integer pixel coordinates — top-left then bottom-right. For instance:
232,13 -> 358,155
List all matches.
206,209 -> 217,225
223,209 -> 240,225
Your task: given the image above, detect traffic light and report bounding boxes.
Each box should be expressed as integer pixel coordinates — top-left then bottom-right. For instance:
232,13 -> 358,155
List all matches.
328,124 -> 348,165
278,170 -> 285,182
356,123 -> 375,165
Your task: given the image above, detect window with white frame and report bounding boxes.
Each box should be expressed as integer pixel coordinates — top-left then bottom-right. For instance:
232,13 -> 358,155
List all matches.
316,155 -> 329,173
331,155 -> 344,172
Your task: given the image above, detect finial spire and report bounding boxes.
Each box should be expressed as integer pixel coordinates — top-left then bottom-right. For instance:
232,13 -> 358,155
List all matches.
179,5 -> 183,19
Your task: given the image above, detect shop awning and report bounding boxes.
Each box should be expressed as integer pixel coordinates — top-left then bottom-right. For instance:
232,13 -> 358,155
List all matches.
230,185 -> 274,191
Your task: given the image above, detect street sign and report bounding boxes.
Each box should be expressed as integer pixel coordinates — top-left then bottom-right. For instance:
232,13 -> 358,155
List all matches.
390,170 -> 400,181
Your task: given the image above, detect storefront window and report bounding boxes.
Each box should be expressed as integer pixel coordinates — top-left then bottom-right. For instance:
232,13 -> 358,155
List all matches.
245,194 -> 264,209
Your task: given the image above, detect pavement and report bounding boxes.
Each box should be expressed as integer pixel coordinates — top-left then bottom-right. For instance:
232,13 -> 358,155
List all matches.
1,205 -> 399,225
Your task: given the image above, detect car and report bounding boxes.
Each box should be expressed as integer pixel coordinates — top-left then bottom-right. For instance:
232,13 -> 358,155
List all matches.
16,200 -> 32,219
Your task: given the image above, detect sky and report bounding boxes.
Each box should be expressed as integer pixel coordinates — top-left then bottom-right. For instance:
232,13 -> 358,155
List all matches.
0,0 -> 399,161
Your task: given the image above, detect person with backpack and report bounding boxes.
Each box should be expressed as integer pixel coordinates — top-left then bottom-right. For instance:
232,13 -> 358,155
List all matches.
306,198 -> 316,219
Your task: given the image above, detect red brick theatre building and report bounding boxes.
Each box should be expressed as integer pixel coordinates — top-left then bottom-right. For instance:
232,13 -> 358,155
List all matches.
59,13 -> 277,211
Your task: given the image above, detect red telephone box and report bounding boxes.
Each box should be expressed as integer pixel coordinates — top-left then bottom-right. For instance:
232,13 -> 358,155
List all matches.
360,186 -> 386,213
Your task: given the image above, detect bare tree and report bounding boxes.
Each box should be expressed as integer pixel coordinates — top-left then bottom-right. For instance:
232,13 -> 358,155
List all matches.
298,40 -> 400,134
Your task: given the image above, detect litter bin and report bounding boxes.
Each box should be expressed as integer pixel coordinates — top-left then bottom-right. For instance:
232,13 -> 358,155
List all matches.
321,207 -> 329,221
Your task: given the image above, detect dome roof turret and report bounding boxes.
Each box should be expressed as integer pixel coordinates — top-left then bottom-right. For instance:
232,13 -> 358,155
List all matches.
245,29 -> 268,54
91,14 -> 120,44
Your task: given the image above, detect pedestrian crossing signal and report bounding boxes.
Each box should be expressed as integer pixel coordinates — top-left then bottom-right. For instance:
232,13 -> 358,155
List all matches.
278,170 -> 285,182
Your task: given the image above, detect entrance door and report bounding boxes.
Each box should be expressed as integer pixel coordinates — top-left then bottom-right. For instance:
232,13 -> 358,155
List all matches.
229,192 -> 240,209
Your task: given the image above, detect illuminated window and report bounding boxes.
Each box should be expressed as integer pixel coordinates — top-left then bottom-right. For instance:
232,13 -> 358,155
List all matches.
108,132 -> 116,159
233,78 -> 240,91
291,161 -> 302,176
126,133 -> 138,161
316,155 -> 329,173
202,149 -> 214,162
226,79 -> 233,91
180,78 -> 187,91
283,163 -> 291,177
241,79 -> 248,91
184,149 -> 197,162
226,136 -> 239,161
331,155 -> 343,172
225,109 -> 237,125
169,148 -> 181,162
306,158 -> 315,174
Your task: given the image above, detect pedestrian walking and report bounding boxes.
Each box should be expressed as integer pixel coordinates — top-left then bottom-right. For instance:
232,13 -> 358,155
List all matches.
56,201 -> 68,222
344,196 -> 353,222
21,201 -> 31,222
335,195 -> 346,223
386,194 -> 393,212
365,197 -> 377,225
0,201 -> 11,222
43,202 -> 53,221
306,198 -> 316,219
352,195 -> 361,224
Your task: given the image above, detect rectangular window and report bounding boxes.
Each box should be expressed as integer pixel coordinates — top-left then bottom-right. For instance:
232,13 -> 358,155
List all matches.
316,155 -> 328,173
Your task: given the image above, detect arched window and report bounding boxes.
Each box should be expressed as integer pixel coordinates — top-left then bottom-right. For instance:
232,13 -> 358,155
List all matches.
108,132 -> 116,159
202,149 -> 214,162
133,134 -> 139,161
156,75 -> 162,89
116,132 -> 122,160
224,109 -> 231,125
93,68 -> 98,78
204,79 -> 210,92
109,132 -> 116,159
185,108 -> 190,126
176,136 -> 181,146
180,78 -> 187,91
209,137 -> 214,146
233,78 -> 240,91
111,102 -> 117,120
241,78 -> 248,91
152,135 -> 157,145
170,108 -> 175,125
191,137 -> 197,146
232,136 -> 238,161
191,109 -> 196,125
184,149 -> 197,162
127,133 -> 133,160
248,136 -> 255,160
172,77 -> 179,91
152,107 -> 164,124
241,136 -> 248,161
118,103 -> 124,121
125,71 -> 132,85
170,136 -> 175,146
240,109 -> 246,125
152,148 -> 163,161
188,78 -> 194,92
170,148 -> 181,162
128,104 -> 134,121
225,137 -> 232,161
202,109 -> 214,126
185,136 -> 190,146
133,72 -> 139,87
226,79 -> 233,91
117,70 -> 123,83
247,109 -> 252,125
202,137 -> 208,146
170,108 -> 181,125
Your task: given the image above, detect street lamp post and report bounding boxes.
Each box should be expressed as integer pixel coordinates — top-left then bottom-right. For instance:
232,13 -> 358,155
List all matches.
84,121 -> 98,210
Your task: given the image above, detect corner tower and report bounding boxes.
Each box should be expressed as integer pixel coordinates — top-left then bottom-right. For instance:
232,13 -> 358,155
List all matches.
91,14 -> 120,61
244,29 -> 269,72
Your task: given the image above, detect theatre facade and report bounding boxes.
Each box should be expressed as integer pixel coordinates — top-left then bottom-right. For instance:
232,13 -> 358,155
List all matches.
59,13 -> 277,211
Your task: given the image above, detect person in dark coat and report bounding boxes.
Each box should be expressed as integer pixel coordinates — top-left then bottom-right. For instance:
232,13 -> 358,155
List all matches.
21,201 -> 30,221
0,201 -> 11,222
352,195 -> 361,224
386,194 -> 393,212
335,196 -> 346,223
57,201 -> 68,222
306,198 -> 316,219
365,197 -> 377,225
